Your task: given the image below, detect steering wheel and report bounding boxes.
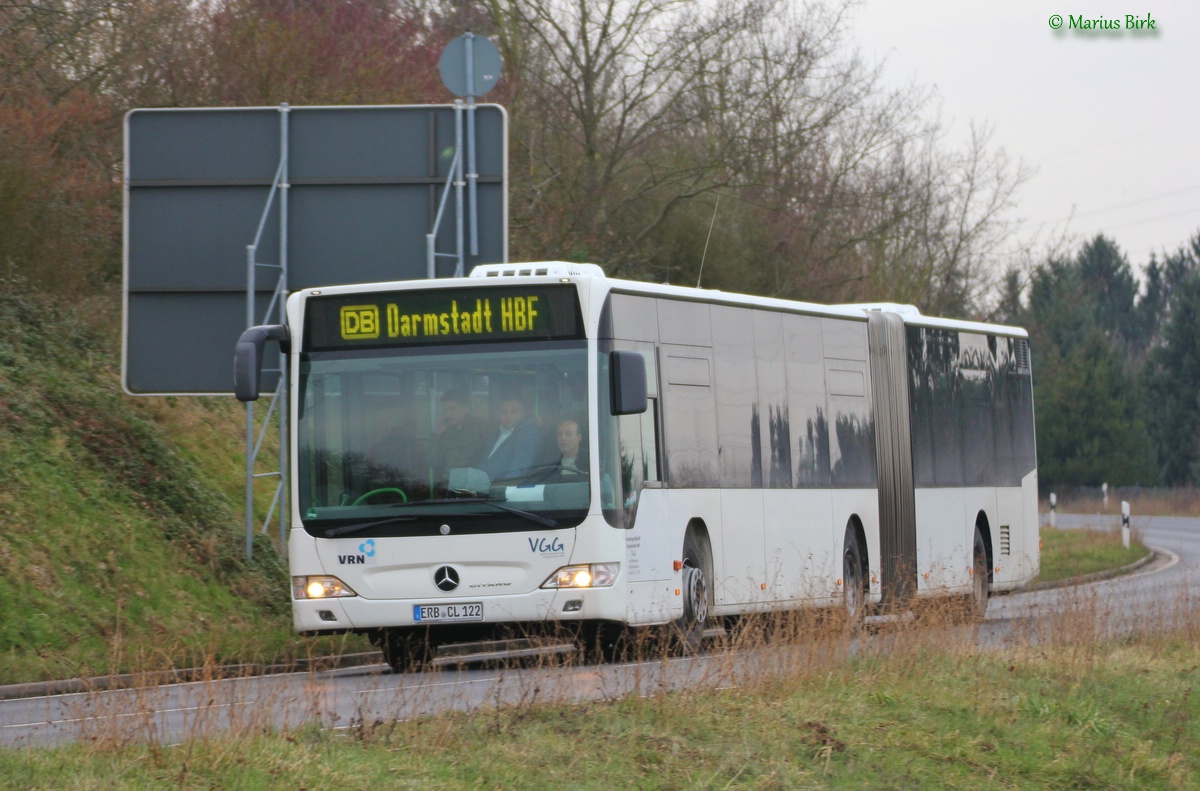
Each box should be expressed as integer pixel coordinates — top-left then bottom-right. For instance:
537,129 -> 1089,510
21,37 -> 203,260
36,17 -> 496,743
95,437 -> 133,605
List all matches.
352,487 -> 409,505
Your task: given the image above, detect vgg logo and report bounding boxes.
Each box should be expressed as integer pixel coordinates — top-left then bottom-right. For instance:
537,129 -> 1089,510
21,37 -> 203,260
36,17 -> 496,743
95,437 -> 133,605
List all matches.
528,537 -> 565,554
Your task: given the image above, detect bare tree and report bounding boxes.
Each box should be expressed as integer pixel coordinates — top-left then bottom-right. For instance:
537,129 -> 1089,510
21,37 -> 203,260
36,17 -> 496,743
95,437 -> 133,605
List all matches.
1,0 -> 199,104
833,123 -> 1031,315
0,1 -> 185,290
483,0 -> 894,272
477,0 -> 1028,316
1,0 -> 1031,312
485,0 -> 728,267
197,0 -> 453,106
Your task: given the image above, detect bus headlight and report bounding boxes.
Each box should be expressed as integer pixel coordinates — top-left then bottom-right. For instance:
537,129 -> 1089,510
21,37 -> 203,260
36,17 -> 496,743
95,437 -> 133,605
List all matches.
542,563 -> 619,589
293,576 -> 357,599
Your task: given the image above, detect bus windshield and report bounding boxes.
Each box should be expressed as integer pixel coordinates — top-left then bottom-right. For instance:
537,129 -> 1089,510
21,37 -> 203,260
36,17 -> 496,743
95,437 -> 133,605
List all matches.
297,341 -> 590,536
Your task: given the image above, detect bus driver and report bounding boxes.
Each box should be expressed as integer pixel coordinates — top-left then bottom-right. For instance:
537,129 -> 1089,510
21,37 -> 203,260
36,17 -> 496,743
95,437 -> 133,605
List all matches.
477,396 -> 541,481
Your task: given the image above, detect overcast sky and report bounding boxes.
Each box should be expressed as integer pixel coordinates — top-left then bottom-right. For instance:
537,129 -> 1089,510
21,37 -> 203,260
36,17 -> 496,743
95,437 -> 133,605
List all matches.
848,1 -> 1200,276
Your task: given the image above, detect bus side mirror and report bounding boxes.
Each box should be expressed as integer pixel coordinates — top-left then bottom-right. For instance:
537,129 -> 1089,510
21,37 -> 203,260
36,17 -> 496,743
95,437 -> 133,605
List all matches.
234,324 -> 290,402
610,350 -> 647,415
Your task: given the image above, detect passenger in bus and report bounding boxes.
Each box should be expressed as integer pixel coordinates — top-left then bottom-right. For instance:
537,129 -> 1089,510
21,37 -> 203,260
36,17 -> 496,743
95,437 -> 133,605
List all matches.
478,395 -> 541,481
430,389 -> 488,476
553,419 -> 588,477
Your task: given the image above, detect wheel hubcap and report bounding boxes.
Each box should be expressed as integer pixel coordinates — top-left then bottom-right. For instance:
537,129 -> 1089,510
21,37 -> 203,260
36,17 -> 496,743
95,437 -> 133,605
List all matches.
844,554 -> 861,618
684,564 -> 708,624
974,553 -> 988,611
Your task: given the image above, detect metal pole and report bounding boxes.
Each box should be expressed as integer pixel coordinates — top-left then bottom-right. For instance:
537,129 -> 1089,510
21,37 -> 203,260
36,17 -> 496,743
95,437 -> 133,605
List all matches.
425,147 -> 461,279
242,110 -> 290,561
278,103 -> 290,557
466,32 -> 479,258
245,244 -> 256,560
454,99 -> 464,276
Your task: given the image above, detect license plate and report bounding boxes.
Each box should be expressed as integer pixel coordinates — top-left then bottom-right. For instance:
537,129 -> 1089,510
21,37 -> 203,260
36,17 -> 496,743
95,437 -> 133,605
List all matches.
413,602 -> 484,623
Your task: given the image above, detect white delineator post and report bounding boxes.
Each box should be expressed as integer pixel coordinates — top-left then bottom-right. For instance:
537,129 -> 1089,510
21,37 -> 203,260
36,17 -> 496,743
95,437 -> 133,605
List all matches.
1121,500 -> 1130,549
1050,492 -> 1057,529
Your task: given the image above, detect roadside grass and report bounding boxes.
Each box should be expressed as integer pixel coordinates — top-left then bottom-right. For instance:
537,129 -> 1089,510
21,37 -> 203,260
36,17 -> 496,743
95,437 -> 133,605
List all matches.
0,516 -> 1143,684
1046,488 -> 1200,517
0,606 -> 1196,789
1037,523 -> 1150,584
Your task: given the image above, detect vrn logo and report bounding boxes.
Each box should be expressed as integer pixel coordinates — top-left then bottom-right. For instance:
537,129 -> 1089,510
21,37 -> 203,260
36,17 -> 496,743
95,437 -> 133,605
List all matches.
339,539 -> 377,565
528,537 -> 565,555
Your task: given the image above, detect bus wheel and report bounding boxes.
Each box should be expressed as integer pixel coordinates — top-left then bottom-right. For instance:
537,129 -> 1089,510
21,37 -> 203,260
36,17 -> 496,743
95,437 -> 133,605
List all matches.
842,529 -> 866,628
675,534 -> 709,654
380,628 -> 432,672
581,622 -> 629,664
967,527 -> 990,620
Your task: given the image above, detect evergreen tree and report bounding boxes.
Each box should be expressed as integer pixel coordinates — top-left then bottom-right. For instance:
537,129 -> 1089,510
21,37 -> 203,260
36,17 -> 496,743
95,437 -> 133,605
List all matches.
1075,235 -> 1140,354
994,266 -> 1025,326
1034,327 -> 1157,488
1023,238 -> 1158,488
1139,233 -> 1200,353
1145,268 -> 1200,484
1136,254 -> 1167,351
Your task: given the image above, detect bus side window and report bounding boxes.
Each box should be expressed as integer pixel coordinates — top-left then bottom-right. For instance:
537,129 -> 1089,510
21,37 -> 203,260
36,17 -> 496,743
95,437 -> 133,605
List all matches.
617,399 -> 659,528
642,399 -> 660,484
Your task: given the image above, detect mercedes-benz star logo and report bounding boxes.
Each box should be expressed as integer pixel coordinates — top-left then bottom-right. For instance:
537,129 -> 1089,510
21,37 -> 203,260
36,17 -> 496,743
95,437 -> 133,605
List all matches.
434,565 -> 460,592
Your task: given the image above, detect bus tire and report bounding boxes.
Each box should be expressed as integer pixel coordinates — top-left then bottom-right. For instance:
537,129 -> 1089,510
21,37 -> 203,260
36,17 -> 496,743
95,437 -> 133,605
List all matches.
966,526 -> 990,620
581,622 -> 628,664
842,528 -> 866,628
380,628 -> 433,673
675,532 -> 709,654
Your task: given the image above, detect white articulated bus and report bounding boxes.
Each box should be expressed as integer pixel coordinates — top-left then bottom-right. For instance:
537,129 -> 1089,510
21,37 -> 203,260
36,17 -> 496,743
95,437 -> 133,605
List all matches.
235,262 -> 1038,670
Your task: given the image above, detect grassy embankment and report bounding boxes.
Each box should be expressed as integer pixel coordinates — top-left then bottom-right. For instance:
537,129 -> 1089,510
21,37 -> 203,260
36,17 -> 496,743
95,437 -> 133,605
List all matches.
0,288 -> 366,684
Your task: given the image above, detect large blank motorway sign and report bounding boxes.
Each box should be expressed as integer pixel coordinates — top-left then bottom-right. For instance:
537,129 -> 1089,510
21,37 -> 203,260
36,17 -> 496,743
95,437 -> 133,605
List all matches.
123,104 -> 507,395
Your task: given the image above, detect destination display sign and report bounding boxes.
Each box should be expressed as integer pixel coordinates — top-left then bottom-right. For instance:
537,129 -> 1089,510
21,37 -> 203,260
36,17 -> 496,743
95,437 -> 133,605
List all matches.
304,284 -> 583,351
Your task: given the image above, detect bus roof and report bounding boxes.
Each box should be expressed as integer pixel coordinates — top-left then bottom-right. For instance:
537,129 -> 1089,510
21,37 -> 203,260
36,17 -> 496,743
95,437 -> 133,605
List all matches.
296,262 -> 1028,339
466,262 -> 1028,339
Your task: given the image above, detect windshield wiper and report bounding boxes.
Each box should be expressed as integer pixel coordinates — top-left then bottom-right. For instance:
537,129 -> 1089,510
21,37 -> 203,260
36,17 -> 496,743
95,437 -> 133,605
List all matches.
322,515 -> 416,538
476,498 -> 559,528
